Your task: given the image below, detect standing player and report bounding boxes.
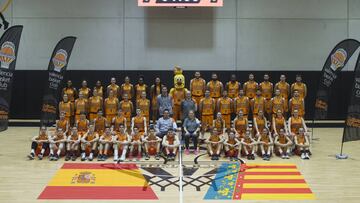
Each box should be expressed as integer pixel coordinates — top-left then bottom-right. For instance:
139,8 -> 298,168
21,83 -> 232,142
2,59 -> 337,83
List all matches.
121,76 -> 134,100
135,76 -> 148,102
289,90 -> 305,118
274,129 -> 292,159
205,128 -> 224,160
207,73 -> 223,102
271,89 -> 286,117
74,92 -> 88,122
79,80 -> 91,99
243,74 -> 258,100
107,77 -> 120,98
288,110 -> 308,137
275,75 -> 290,101
136,92 -> 150,126
150,77 -> 163,122
27,126 -> 49,160
272,110 -> 288,136
112,109 -> 126,132
234,89 -> 250,118
62,80 -> 77,103
190,72 -> 206,105
76,112 -> 89,137
88,89 -> 103,122
162,128 -> 180,161
120,93 -> 134,130
253,110 -> 268,139
233,110 -> 248,139
93,80 -> 104,98
226,74 -> 240,100
213,112 -> 226,136
66,127 -> 81,161
113,124 -> 130,162
217,90 -> 233,129
291,75 -> 307,99
131,109 -> 147,136
80,124 -> 99,161
59,94 -> 74,126
104,90 -> 119,124
250,89 -> 265,117
259,74 -> 273,120
199,90 -> 216,139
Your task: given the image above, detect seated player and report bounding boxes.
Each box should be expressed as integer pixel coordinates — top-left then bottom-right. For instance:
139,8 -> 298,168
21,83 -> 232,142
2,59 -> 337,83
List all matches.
112,109 -> 126,132
143,127 -> 162,160
213,112 -> 226,136
274,128 -> 293,159
131,108 -> 147,136
49,128 -> 67,161
205,128 -> 224,160
56,111 -> 69,135
233,110 -> 248,139
129,127 -> 144,161
288,109 -> 308,138
66,127 -> 81,161
76,112 -> 89,137
28,126 -> 49,160
80,124 -> 99,161
257,128 -> 273,161
295,128 -> 310,160
113,124 -> 130,162
183,110 -> 201,155
253,110 -> 268,140
223,131 -> 240,161
240,130 -> 256,160
272,110 -> 288,136
98,127 -> 113,161
162,128 -> 180,161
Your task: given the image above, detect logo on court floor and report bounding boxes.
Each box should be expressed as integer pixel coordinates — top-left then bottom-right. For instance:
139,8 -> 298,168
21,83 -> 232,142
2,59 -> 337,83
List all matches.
71,171 -> 96,184
0,41 -> 16,69
52,49 -> 68,73
330,48 -> 347,71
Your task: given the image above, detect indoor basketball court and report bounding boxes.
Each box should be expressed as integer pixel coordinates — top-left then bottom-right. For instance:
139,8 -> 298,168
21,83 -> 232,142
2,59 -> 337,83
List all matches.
1,1 -> 360,203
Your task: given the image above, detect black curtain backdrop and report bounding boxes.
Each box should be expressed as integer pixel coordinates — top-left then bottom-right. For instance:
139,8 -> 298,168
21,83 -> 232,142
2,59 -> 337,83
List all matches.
10,70 -> 354,120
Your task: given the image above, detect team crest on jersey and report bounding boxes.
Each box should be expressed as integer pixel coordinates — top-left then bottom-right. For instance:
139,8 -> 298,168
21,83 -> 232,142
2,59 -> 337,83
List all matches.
52,49 -> 68,73
330,48 -> 347,71
0,41 -> 16,69
71,171 -> 96,184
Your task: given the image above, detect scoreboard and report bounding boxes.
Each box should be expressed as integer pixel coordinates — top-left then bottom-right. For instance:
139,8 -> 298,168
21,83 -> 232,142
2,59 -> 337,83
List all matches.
138,0 -> 223,7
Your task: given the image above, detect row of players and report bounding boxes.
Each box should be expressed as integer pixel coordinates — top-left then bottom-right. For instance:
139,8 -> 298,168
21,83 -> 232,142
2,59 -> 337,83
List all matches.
59,73 -> 307,124
28,108 -> 310,161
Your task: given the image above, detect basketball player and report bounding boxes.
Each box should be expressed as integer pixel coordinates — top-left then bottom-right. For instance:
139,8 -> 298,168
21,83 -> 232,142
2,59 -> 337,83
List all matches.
150,77 -> 163,122
113,124 -> 130,162
129,127 -> 144,161
253,110 -> 268,139
240,130 -> 256,160
288,109 -> 308,137
162,128 -> 180,161
190,71 -> 206,105
66,127 -> 81,161
257,128 -> 273,161
169,79 -> 187,121
104,90 -> 119,124
291,75 -> 307,99
59,94 -> 74,125
94,110 -> 107,136
274,128 -> 292,159
295,128 -> 310,159
199,90 -> 216,139
76,112 -> 89,137
89,89 -> 103,121
98,127 -> 113,161
207,73 -> 223,102
80,124 -> 99,161
62,80 -> 77,103
107,77 -> 120,98
275,74 -> 290,101
120,93 -> 134,130
250,89 -> 265,116
121,76 -> 134,100
271,89 -> 286,117
112,109 -> 126,132
79,80 -> 91,99
143,127 -> 162,160
217,90 -> 233,129
136,91 -> 150,126
28,126 -> 49,160
232,110 -> 248,139
131,108 -> 147,136
94,80 -> 104,98
226,74 -> 240,99
213,112 -> 226,136
49,128 -> 67,161
243,74 -> 258,99
272,110 -> 288,136
289,90 -> 305,117
234,89 -> 250,117
135,76 -> 148,102
206,128 -> 224,160
56,111 -> 69,135
74,92 -> 88,122
224,131 -> 241,161
259,74 -> 274,119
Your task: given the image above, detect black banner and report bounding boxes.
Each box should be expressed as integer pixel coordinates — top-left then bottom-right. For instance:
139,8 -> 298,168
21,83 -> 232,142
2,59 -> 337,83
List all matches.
0,25 -> 23,132
40,37 -> 76,126
314,39 -> 360,119
343,53 -> 360,142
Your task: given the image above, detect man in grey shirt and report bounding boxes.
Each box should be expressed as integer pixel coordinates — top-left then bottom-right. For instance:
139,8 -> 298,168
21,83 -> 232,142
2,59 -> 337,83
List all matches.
157,86 -> 173,116
181,91 -> 197,120
155,109 -> 178,138
183,110 -> 200,155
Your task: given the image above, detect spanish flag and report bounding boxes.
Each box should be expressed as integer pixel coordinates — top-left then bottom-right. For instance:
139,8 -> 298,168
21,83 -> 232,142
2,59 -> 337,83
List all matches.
38,163 -> 157,200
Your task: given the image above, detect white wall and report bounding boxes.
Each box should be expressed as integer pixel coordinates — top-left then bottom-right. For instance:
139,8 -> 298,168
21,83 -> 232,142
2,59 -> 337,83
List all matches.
2,0 -> 360,71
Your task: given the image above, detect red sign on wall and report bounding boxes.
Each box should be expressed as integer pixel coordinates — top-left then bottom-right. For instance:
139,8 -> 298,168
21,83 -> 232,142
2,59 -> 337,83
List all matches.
138,0 -> 223,7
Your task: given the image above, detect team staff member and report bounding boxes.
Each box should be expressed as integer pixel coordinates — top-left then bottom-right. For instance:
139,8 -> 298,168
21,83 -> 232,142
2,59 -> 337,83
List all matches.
150,77 -> 163,122
121,76 -> 134,100
243,74 -> 258,100
107,77 -> 120,98
259,74 -> 273,119
27,126 -> 49,160
79,80 -> 91,99
59,94 -> 74,125
199,90 -> 216,139
74,92 -> 88,122
234,89 -> 250,117
217,90 -> 233,129
120,93 -> 134,130
104,90 -> 119,124
135,76 -> 148,102
190,71 -> 206,105
89,89 -> 103,121
181,91 -> 197,120
155,109 -> 178,139
157,86 -> 173,117
183,110 -> 200,155
226,74 -> 240,99
291,75 -> 307,99
136,92 -> 150,126
62,80 -> 77,103
207,73 -> 223,102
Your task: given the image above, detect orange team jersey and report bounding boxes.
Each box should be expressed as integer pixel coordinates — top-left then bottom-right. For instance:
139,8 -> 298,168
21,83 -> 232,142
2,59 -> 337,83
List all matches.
75,98 -> 88,115
94,86 -> 104,98
107,84 -> 120,98
296,135 -> 306,145
79,87 -> 91,99
137,98 -> 150,116
56,119 -> 68,132
209,134 -> 220,142
135,84 -> 147,101
77,120 -> 88,135
227,81 -> 240,99
218,97 -> 232,115
133,116 -> 146,133
94,117 -> 106,134
251,96 -> 265,115
170,88 -> 186,106
115,131 -> 128,142
290,97 -> 305,117
37,132 -> 48,141
276,81 -> 290,100
214,119 -> 225,134
292,82 -> 306,99
227,138 -> 237,146
191,78 -> 206,97
151,85 -> 162,108
121,83 -> 133,100
273,116 -> 285,133
69,133 -> 79,141
201,98 -> 215,115
85,132 -> 97,141
272,96 -> 285,114
234,118 -> 247,138
290,116 -> 303,134
260,82 -> 273,100
104,97 -> 118,116
166,136 -> 175,145
243,137 -> 253,145
244,81 -> 257,99
63,87 -> 76,102
102,133 -> 113,142
260,133 -> 270,143
255,116 -> 266,133
208,81 -> 222,99
54,132 -> 65,141
59,101 -> 72,118
132,132 -> 142,142
278,134 -> 287,145
120,101 -> 132,126
234,96 -> 250,115
113,116 -> 126,131
89,96 -> 102,115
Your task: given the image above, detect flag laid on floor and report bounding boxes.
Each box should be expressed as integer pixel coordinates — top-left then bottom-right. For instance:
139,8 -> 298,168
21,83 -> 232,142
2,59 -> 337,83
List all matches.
205,163 -> 315,200
38,163 -> 158,200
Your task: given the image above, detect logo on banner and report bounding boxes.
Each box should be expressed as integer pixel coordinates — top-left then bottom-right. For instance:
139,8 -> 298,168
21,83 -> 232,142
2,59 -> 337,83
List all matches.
71,171 -> 96,184
0,41 -> 16,69
330,48 -> 347,71
52,49 -> 68,73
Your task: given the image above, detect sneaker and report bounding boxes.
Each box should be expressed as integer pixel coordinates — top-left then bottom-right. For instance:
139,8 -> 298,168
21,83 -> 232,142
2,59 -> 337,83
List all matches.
97,154 -> 103,161
262,154 -> 267,160
71,155 -> 77,161
230,157 -> 233,161
145,154 -> 150,160
65,154 -> 71,161
128,154 -> 133,161
88,153 -> 94,161
119,155 -> 126,162
49,154 -> 54,161
305,153 -> 310,160
155,154 -> 160,160
102,155 -> 108,161
81,153 -> 86,161
185,149 -> 190,155
113,156 -> 119,162
251,154 -> 255,160
281,154 -> 286,159
285,154 -> 290,159
54,154 -> 59,161
211,155 -> 216,160
301,153 -> 306,159
28,153 -> 35,160
136,154 -> 141,161
194,149 -> 199,155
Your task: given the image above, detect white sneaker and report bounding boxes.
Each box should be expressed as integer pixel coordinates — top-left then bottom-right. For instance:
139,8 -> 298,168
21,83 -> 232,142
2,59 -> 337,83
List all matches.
114,156 -> 119,162
119,155 -> 126,162
305,153 -> 310,159
281,154 -> 285,159
301,153 -> 306,159
285,154 -> 290,159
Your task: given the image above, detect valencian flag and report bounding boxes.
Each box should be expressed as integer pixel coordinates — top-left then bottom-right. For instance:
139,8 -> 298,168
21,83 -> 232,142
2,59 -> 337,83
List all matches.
0,25 -> 23,132
40,36 -> 76,126
314,39 -> 360,119
38,163 -> 157,200
343,53 -> 360,142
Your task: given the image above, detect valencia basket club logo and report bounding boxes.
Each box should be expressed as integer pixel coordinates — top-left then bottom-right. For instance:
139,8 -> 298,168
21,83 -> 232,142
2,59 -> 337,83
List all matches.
0,41 -> 15,69
52,49 -> 68,73
330,48 -> 347,71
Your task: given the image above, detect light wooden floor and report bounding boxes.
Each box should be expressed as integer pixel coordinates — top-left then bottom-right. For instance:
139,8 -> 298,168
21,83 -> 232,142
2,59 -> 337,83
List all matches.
0,127 -> 360,203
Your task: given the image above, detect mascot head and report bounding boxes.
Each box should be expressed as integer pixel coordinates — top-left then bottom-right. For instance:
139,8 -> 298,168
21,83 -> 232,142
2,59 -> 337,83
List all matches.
173,66 -> 185,89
